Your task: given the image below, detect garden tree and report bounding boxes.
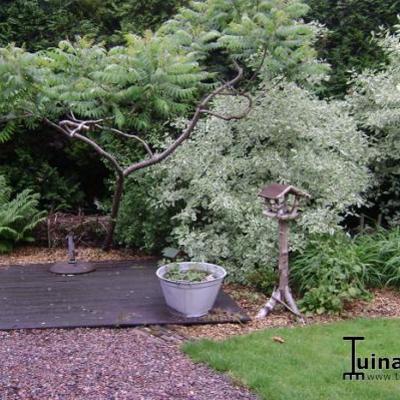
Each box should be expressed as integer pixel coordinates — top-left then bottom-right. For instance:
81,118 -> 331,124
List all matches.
0,0 -> 325,249
159,0 -> 328,83
0,0 -> 187,212
151,80 -> 370,283
305,0 -> 400,97
0,37 -> 251,249
347,26 -> 400,226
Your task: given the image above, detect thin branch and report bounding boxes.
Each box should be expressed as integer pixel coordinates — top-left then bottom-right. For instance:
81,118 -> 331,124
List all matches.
95,124 -> 154,157
242,46 -> 268,92
43,118 -> 123,175
59,118 -> 106,135
200,91 -> 252,120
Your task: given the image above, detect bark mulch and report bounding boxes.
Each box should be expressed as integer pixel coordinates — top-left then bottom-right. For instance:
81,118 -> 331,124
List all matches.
0,328 -> 257,400
0,246 -> 151,266
171,284 -> 400,340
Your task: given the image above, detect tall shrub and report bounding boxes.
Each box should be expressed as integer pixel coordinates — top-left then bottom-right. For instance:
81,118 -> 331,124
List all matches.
347,26 -> 400,226
153,80 -> 371,282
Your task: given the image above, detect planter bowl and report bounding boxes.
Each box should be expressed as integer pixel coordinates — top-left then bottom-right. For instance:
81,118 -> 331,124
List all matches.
156,262 -> 227,318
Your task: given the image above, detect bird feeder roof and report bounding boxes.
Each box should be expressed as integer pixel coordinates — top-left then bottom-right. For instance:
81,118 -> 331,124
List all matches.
258,183 -> 310,200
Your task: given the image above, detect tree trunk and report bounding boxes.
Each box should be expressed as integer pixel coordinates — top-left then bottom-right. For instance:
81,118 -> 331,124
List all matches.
103,174 -> 124,250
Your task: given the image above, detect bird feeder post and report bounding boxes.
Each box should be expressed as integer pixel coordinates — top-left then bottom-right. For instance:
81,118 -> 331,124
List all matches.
256,183 -> 310,321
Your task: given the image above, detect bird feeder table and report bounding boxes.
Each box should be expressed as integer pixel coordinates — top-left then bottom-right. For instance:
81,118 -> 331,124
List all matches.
256,183 -> 310,320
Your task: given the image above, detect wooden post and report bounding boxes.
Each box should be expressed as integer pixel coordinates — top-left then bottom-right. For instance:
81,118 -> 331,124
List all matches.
278,220 -> 289,296
256,218 -> 303,320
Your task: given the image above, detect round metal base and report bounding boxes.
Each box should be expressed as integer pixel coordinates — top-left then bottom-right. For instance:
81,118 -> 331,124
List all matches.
49,262 -> 96,275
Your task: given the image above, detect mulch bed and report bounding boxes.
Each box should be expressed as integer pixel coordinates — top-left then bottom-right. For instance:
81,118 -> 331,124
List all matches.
0,245 -> 148,266
171,285 -> 400,340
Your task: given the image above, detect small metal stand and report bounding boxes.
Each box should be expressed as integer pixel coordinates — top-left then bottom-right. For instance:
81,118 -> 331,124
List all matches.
49,234 -> 96,275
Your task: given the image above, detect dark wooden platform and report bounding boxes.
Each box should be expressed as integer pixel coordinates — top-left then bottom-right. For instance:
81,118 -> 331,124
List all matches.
0,260 -> 249,330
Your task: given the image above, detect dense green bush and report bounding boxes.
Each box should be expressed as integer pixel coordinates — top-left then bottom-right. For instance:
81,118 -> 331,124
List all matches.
160,0 -> 328,83
356,228 -> 400,287
292,228 -> 400,314
153,79 -> 370,282
115,173 -> 177,252
347,27 -> 400,226
0,0 -> 186,51
292,233 -> 374,314
305,0 -> 400,97
0,176 -> 45,253
0,130 -> 111,211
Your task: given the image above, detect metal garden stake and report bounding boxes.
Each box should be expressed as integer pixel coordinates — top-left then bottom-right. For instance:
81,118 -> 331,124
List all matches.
256,183 -> 310,320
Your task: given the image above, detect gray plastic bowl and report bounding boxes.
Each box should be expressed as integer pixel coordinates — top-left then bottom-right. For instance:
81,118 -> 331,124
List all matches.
156,262 -> 227,318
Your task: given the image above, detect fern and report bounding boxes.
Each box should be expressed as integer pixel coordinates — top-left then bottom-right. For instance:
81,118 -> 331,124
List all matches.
0,177 -> 46,253
0,120 -> 17,143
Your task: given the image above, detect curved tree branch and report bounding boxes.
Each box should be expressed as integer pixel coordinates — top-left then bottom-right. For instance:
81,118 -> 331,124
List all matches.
43,118 -> 123,175
199,91 -> 252,121
95,124 -> 154,157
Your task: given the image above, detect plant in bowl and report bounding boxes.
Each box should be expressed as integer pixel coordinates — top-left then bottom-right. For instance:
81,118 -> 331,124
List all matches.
156,262 -> 227,317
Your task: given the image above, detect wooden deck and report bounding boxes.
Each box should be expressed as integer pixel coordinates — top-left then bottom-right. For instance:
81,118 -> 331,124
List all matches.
0,260 -> 249,330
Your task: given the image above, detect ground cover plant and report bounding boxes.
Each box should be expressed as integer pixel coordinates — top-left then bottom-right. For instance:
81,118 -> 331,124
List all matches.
184,318 -> 400,400
291,228 -> 400,314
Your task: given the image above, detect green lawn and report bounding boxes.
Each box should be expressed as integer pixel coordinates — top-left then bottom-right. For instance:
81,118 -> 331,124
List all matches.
183,319 -> 400,400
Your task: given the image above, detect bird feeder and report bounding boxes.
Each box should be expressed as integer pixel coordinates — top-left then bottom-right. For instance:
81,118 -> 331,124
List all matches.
256,183 -> 310,320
